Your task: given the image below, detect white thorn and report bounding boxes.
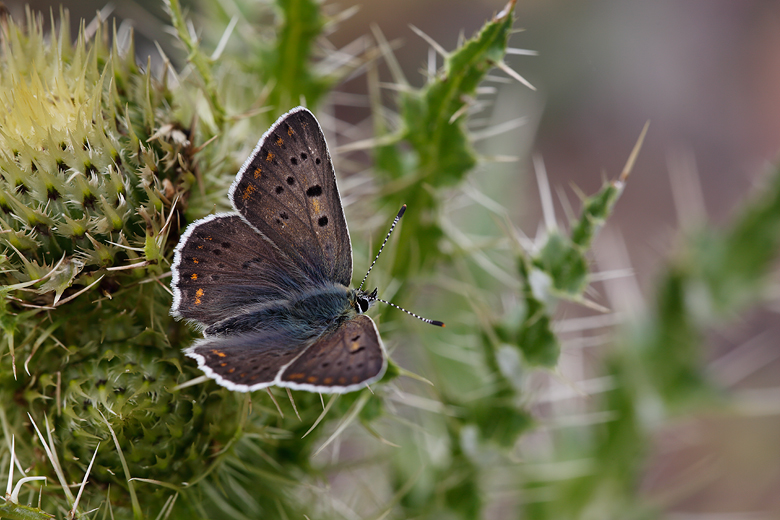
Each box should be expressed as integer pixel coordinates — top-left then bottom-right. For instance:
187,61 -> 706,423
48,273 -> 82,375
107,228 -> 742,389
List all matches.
211,15 -> 238,60
470,116 -> 527,142
506,48 -> 538,56
533,154 -> 557,232
69,443 -> 100,519
11,476 -> 47,503
496,60 -> 536,91
409,24 -> 448,57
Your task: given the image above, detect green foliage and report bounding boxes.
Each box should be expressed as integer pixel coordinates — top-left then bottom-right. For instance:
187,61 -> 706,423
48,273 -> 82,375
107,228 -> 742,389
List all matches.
375,0 -> 518,277
511,170 -> 636,367
517,159 -> 780,519
261,0 -> 332,114
636,166 -> 780,408
696,164 -> 780,311
0,502 -> 54,520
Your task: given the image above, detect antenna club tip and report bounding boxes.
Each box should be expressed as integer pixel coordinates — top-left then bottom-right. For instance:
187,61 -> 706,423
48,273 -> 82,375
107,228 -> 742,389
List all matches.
397,205 -> 407,218
431,321 -> 445,327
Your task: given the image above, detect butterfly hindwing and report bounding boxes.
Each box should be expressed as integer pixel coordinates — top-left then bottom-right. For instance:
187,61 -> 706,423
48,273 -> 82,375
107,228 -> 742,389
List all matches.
280,315 -> 386,393
186,333 -> 311,391
186,315 -> 385,393
171,213 -> 312,328
229,107 -> 352,286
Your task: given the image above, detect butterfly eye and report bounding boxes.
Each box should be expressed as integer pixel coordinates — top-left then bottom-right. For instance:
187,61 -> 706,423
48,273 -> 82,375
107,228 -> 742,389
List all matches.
357,297 -> 370,314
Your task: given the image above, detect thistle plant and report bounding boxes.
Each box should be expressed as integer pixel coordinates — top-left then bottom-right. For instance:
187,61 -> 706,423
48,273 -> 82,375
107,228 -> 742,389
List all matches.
0,6 -> 242,518
0,2 -> 414,517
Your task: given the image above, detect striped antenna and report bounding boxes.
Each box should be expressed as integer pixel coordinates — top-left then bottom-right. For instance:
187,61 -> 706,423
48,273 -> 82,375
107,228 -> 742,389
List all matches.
358,205 -> 407,291
376,297 -> 445,327
359,204 -> 445,327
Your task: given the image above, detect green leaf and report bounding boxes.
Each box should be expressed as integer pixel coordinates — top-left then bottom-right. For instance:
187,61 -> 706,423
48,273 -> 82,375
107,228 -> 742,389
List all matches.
570,180 -> 622,249
0,502 -> 55,520
534,231 -> 589,296
261,0 -> 331,116
697,164 -> 780,311
516,258 -> 560,366
372,1 -> 518,283
471,402 -> 533,447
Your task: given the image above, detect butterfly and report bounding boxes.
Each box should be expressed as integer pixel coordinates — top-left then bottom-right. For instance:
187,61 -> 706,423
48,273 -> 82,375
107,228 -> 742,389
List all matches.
170,107 -> 442,394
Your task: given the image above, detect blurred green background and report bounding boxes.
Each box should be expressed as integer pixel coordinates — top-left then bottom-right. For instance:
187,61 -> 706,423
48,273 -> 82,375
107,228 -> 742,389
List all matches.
3,0 -> 780,517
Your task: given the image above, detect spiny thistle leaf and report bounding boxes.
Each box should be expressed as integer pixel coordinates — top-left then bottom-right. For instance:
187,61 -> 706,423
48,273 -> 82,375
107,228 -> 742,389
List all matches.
533,231 -> 589,297
511,130 -> 643,367
376,0 -> 519,278
638,164 -> 780,407
262,0 -> 331,115
0,502 -> 54,520
520,146 -> 780,519
516,256 -> 560,366
696,163 -> 780,312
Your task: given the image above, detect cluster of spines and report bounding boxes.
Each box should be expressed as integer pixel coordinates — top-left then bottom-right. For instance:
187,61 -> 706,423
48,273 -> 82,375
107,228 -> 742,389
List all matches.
0,9 -> 187,285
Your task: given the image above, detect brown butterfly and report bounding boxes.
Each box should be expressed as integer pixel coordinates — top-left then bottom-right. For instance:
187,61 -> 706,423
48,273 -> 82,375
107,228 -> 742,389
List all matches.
171,107 -> 442,393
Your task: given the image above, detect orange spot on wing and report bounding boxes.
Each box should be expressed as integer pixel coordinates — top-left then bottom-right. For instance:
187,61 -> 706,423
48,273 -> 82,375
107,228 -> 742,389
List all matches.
351,376 -> 359,383
190,273 -> 198,280
288,127 -> 294,136
323,377 -> 333,385
192,257 -> 198,264
195,288 -> 204,305
228,368 -> 235,373
220,363 -> 227,367
307,376 -> 318,383
242,184 -> 256,200
210,348 -> 225,358
276,137 -> 283,146
338,377 -> 346,385
350,341 -> 361,352
288,373 -> 305,380
239,373 -> 246,378
312,198 -> 321,213
266,151 -> 275,161
254,167 -> 262,179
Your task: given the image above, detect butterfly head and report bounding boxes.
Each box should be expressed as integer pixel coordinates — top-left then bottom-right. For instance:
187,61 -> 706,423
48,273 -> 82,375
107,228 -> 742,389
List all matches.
352,287 -> 378,315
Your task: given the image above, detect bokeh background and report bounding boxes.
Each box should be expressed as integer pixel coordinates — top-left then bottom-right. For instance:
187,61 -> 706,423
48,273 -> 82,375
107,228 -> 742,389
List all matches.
8,0 -> 780,516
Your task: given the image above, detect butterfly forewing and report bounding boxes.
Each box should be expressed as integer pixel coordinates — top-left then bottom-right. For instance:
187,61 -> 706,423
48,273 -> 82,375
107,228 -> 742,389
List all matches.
171,214 -> 311,328
229,107 -> 352,286
280,315 -> 386,393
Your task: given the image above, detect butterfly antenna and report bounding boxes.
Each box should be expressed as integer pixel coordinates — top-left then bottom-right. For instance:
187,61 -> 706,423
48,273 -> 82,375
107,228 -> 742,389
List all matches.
376,297 -> 445,327
358,205 -> 407,291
